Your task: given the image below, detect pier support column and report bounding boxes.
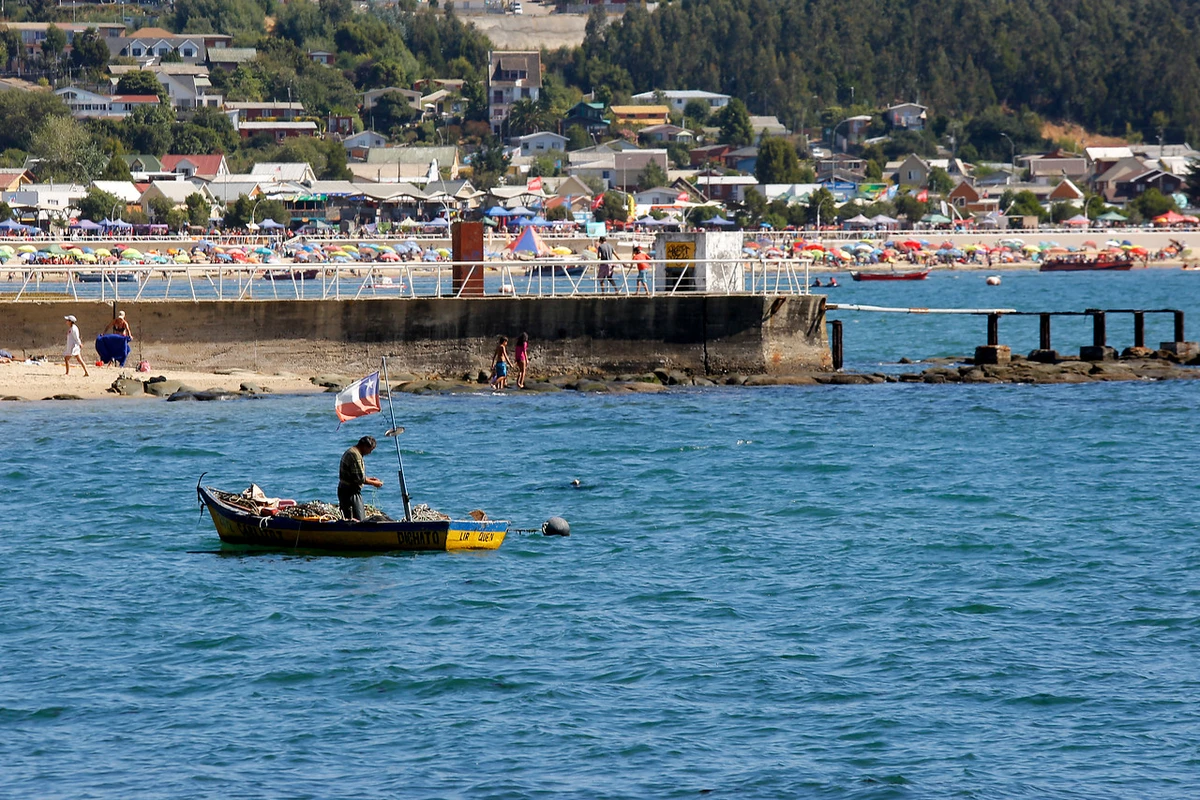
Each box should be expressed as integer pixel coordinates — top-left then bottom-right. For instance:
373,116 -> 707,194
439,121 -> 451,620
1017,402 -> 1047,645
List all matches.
976,313 -> 1011,365
1029,313 -> 1059,363
1081,310 -> 1117,361
1159,311 -> 1199,361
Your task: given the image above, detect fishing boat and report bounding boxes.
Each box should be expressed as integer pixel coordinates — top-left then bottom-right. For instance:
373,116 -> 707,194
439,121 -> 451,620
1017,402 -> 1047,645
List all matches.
850,270 -> 930,281
197,484 -> 508,552
1039,253 -> 1134,272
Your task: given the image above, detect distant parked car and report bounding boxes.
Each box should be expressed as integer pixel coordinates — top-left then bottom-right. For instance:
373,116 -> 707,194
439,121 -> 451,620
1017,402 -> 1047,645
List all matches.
512,1 -> 523,12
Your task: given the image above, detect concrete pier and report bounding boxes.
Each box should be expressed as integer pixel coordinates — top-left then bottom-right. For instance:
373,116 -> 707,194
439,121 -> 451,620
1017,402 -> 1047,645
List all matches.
1,295 -> 831,376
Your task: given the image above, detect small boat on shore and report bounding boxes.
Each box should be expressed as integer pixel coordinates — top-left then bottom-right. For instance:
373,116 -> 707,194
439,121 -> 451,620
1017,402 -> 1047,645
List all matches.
198,484 -> 508,552
265,268 -> 319,281
77,271 -> 138,283
850,270 -> 930,281
1039,253 -> 1134,272
525,263 -> 587,278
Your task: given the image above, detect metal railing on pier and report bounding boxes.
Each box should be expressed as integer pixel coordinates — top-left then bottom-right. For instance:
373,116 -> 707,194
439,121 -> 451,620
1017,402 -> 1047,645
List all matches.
0,257 -> 816,302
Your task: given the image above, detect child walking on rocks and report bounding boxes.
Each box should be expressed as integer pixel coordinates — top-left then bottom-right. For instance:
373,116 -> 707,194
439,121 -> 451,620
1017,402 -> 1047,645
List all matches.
514,332 -> 529,389
490,336 -> 509,390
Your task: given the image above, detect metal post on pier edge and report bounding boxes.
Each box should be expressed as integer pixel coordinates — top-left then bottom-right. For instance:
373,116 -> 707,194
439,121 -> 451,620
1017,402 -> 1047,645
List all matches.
1092,311 -> 1106,348
1040,313 -> 1052,351
1175,310 -> 1186,343
831,319 -> 843,371
1133,312 -> 1145,349
987,313 -> 999,347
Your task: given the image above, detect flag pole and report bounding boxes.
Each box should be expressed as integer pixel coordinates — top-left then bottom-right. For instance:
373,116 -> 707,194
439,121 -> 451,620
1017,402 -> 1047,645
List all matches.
380,356 -> 412,521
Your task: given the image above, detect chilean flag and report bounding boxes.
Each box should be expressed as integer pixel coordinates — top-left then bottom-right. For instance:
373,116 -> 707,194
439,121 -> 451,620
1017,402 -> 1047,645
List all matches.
335,371 -> 381,424
526,176 -> 543,191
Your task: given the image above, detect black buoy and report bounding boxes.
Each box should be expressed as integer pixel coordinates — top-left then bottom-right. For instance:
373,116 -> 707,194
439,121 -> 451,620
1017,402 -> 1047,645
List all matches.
542,517 -> 570,537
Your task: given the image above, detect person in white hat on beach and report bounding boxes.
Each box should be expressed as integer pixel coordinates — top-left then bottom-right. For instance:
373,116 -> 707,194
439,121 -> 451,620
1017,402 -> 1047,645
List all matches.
63,315 -> 88,376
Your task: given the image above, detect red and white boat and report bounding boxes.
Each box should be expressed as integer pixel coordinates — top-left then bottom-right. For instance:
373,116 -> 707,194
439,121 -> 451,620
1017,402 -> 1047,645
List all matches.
849,270 -> 930,281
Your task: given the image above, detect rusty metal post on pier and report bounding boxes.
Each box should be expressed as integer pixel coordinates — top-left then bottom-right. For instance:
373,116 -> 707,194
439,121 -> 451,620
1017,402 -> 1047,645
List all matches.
1175,310 -> 1186,343
1133,312 -> 1145,349
987,313 -> 1000,346
1039,313 -> 1052,351
831,319 -> 843,371
1092,311 -> 1106,348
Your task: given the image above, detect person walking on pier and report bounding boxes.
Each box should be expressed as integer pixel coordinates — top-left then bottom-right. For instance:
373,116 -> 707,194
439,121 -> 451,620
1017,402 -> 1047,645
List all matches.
631,246 -> 651,295
596,236 -> 620,294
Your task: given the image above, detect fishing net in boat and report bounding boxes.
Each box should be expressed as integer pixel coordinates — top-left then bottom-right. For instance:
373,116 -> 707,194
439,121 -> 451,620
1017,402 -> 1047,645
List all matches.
276,501 -> 343,521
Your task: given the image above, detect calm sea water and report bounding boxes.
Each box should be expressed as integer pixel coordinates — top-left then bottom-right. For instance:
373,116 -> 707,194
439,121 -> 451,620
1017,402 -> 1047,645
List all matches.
2,270 -> 1200,799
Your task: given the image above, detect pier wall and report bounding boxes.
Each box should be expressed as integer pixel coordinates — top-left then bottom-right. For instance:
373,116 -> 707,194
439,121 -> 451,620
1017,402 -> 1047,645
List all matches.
2,295 -> 830,376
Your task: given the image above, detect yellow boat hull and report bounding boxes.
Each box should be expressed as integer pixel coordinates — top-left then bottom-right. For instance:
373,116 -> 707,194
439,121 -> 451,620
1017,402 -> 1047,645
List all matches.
200,486 -> 507,553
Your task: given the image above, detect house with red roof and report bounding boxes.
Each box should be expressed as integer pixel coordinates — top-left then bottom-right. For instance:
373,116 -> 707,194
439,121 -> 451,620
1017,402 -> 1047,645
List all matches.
161,154 -> 229,180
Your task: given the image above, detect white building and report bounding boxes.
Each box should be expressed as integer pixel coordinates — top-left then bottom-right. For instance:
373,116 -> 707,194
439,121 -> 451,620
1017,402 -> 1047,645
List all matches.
631,90 -> 731,112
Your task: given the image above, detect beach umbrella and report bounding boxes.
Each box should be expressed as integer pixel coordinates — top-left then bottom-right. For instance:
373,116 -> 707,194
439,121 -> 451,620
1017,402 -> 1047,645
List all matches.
17,244 -> 36,253
1082,240 -> 1098,249
803,243 -> 825,251
552,246 -> 573,256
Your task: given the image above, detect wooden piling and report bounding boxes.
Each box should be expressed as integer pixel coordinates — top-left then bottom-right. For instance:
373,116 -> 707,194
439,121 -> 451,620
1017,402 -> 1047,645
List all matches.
987,313 -> 999,346
1092,311 -> 1106,347
1175,310 -> 1185,343
831,319 -> 843,371
1039,313 -> 1052,351
1133,312 -> 1145,349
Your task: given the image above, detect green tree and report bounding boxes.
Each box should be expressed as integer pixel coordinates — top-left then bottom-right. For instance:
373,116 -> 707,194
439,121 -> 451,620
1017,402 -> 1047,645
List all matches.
806,187 -> 837,227
116,71 -> 167,100
30,116 -> 106,184
470,137 -> 510,189
865,159 -> 883,180
716,98 -> 753,147
894,194 -> 928,223
147,195 -> 174,222
223,194 -> 255,228
122,103 -> 175,156
683,99 -> 710,127
636,159 -> 668,190
77,188 -> 124,223
41,25 -> 66,75
70,28 -> 110,74
1130,187 -> 1175,219
755,136 -> 802,184
373,91 -> 418,135
927,166 -> 954,195
166,208 -> 190,230
564,124 -> 590,151
1005,190 -> 1048,221
100,155 -> 133,181
1185,158 -> 1200,206
528,153 -> 561,178
185,192 -> 211,226
593,190 -> 629,223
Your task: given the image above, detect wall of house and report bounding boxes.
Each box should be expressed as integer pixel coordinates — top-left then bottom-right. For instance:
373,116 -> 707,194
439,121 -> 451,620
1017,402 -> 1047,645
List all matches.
3,296 -> 830,376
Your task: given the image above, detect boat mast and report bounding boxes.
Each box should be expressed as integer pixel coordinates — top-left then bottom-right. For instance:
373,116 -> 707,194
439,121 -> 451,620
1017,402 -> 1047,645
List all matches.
380,357 -> 413,521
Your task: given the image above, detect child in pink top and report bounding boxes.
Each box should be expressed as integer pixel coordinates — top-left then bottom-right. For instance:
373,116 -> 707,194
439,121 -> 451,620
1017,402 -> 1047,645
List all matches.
514,332 -> 529,389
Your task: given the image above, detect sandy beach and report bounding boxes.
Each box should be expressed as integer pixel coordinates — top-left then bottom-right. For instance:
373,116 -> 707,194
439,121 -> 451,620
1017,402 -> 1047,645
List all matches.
0,360 -> 325,401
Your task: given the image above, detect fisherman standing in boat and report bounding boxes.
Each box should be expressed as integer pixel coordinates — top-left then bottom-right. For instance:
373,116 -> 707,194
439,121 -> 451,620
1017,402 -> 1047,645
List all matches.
339,436 -> 383,521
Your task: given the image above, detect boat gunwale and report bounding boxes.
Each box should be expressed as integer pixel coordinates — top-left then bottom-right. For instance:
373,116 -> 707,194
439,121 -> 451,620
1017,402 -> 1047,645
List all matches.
199,485 -> 508,534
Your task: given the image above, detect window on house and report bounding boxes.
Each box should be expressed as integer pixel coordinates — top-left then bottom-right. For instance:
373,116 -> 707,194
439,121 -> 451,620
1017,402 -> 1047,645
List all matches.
521,88 -> 530,99
183,48 -> 194,57
132,48 -> 142,56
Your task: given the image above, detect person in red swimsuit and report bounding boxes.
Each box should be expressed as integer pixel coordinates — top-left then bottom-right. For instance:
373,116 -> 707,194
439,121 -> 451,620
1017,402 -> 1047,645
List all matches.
513,332 -> 529,389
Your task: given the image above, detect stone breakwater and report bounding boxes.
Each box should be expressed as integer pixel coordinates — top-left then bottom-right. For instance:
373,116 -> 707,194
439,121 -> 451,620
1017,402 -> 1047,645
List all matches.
11,351 -> 1194,403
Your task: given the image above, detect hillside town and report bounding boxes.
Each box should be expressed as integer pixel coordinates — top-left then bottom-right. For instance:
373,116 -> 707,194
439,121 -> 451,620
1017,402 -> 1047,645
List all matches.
0,15 -> 1195,235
